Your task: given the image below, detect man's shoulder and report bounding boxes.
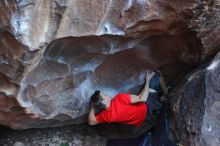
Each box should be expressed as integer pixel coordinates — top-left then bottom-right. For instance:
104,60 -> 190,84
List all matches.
114,93 -> 130,98
113,93 -> 131,104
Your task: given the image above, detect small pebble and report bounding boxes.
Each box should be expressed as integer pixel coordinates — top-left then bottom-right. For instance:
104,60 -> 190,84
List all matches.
13,142 -> 25,146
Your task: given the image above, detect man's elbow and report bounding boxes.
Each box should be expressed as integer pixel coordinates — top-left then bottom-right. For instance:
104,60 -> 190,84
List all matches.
88,119 -> 94,125
88,121 -> 96,125
88,117 -> 98,125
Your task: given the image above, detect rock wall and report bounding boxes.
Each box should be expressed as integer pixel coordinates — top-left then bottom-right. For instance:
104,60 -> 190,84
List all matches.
169,51 -> 220,146
190,0 -> 220,60
10,0 -> 193,50
0,0 -> 219,135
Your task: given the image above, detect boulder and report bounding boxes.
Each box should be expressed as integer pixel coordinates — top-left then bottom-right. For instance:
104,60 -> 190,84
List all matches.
0,0 -> 219,132
169,51 -> 220,146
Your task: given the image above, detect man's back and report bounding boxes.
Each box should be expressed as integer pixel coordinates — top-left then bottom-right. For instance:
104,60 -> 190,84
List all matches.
96,93 -> 147,126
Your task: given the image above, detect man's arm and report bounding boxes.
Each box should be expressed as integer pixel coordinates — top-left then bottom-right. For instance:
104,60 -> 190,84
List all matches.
131,72 -> 153,104
88,105 -> 98,125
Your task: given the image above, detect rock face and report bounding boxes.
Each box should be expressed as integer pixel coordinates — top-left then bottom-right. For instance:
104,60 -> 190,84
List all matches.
0,0 -> 219,134
169,51 -> 220,146
190,0 -> 220,60
10,0 -> 193,50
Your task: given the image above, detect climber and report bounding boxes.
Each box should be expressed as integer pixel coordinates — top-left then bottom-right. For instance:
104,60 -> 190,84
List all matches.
88,70 -> 168,126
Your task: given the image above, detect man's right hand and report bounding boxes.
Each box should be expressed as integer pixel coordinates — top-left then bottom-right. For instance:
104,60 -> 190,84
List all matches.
146,71 -> 154,82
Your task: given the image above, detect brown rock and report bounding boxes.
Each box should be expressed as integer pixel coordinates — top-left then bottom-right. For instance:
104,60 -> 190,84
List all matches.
169,51 -> 220,146
189,0 -> 220,60
0,0 -> 219,134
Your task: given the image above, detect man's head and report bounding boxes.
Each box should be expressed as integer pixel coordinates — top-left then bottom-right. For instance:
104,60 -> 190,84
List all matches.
90,90 -> 111,111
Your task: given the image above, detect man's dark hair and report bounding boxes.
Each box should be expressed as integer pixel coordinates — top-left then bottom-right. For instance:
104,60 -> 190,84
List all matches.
90,90 -> 106,113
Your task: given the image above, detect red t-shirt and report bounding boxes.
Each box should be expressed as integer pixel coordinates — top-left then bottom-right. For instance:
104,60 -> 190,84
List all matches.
96,93 -> 147,126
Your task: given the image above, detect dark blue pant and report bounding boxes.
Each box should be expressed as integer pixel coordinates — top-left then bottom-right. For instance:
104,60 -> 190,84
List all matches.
147,72 -> 161,114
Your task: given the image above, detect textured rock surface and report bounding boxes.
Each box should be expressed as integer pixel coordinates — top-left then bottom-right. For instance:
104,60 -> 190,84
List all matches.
169,51 -> 220,146
0,124 -> 107,146
190,0 -> 220,60
0,0 -> 220,133
10,0 -> 193,50
0,33 -> 203,129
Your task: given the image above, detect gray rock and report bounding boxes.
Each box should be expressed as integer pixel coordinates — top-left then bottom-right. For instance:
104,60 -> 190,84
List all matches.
170,51 -> 220,146
13,142 -> 25,146
0,3 -> 220,145
73,139 -> 82,145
